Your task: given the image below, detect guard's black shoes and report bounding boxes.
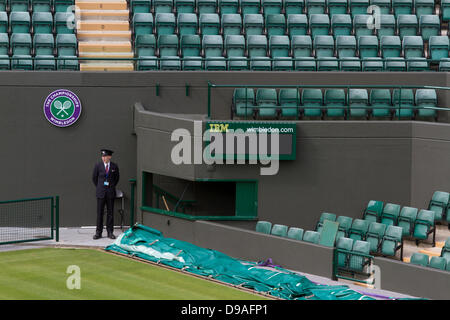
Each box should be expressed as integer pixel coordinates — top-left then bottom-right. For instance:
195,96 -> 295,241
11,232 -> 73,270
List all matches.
108,234 -> 116,240
93,234 -> 101,240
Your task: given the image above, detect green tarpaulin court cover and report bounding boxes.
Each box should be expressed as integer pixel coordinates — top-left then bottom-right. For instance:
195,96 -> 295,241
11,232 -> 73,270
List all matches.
105,224 -> 374,300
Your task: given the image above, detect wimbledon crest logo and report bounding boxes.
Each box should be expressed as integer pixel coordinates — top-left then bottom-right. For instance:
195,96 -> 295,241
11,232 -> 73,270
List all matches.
44,89 -> 82,127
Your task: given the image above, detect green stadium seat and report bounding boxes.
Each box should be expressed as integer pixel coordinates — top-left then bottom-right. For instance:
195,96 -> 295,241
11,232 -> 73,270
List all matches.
221,14 -> 242,36
428,36 -> 449,62
160,56 -> 181,70
428,256 -> 447,270
175,0 -> 196,13
336,237 -> 353,268
228,57 -> 248,70
413,209 -> 435,245
269,35 -> 290,57
339,57 -> 361,71
55,12 -> 75,34
354,15 -> 374,38
11,33 -> 32,55
309,14 -> 330,39
256,220 -> 272,234
317,56 -> 338,70
243,14 -> 264,35
406,57 -> 429,71
316,212 -> 337,232
336,215 -> 353,240
349,0 -> 369,17
370,0 -> 391,13
331,14 -> 352,38
358,35 -> 378,59
250,56 -> 272,70
324,89 -> 346,118
182,56 -> 203,70
403,35 -> 424,59
270,223 -> 288,237
247,34 -> 267,57
130,0 -> 152,13
294,57 -> 316,70
56,34 -> 77,57
419,15 -> 440,41
240,0 -> 261,15
414,0 -> 434,18
410,252 -> 429,267
381,36 -> 401,58
439,58 -> 450,71
135,34 -> 156,57
34,33 -> 54,56
384,57 -> 406,71
0,0 -> 6,11
54,0 -> 74,12
32,0 -> 52,12
205,56 -> 227,70
256,88 -> 278,118
415,89 -> 437,120
180,34 -> 201,56
154,0 -> 174,13
32,12 -> 53,34
364,200 -> 384,223
158,34 -> 179,56
10,12 -> 31,34
287,14 -> 308,37
366,222 -> 386,253
305,0 -> 326,15
349,88 -> 369,119
262,0 -> 283,16
441,237 -> 450,265
427,191 -> 449,222
133,13 -> 154,36
136,56 -> 158,70
225,34 -> 245,56
302,88 -> 323,118
219,0 -> 239,13
380,225 -> 403,257
392,88 -> 415,118
177,13 -> 198,36
202,34 -> 223,57
348,219 -> 370,241
57,56 -> 79,70
362,57 -> 383,71
397,206 -> 418,236
303,230 -> 321,244
0,54 -> 9,69
233,87 -> 255,117
287,227 -> 304,240
336,35 -> 356,57
155,13 -> 176,35
370,89 -> 392,117
328,0 -> 348,17
443,0 -> 450,22
348,240 -> 371,272
265,14 -> 286,36
10,0 -> 29,12
197,0 -> 218,13
12,54 -> 33,70
0,12 -> 7,34
0,33 -> 7,56
393,0 -> 413,17
397,15 -> 418,40
34,55 -> 56,70
377,14 -> 396,38
200,13 -> 220,35
380,203 -> 400,226
279,88 -> 300,117
313,35 -> 334,57
285,0 -> 304,14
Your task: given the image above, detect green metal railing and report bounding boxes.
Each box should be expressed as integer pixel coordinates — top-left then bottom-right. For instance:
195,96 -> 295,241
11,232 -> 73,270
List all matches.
0,195 -> 59,245
207,82 -> 450,120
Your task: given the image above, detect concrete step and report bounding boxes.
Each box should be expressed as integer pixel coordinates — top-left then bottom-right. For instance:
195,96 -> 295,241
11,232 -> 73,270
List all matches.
78,51 -> 134,59
79,9 -> 130,21
79,40 -> 132,52
76,30 -> 132,41
80,62 -> 135,71
78,20 -> 130,31
75,0 -> 128,10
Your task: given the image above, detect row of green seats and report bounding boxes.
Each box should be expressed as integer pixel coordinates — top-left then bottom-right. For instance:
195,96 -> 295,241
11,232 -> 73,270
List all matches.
0,11 -> 75,34
0,53 -> 78,69
255,220 -> 322,244
410,251 -> 449,271
130,0 -> 449,21
0,0 -> 74,12
427,191 -> 450,227
132,12 -> 444,40
364,200 -> 436,246
0,33 -> 76,56
336,237 -> 372,273
232,88 -> 438,120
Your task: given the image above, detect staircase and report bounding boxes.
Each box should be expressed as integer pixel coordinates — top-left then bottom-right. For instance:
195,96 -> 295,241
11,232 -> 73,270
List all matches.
76,0 -> 134,71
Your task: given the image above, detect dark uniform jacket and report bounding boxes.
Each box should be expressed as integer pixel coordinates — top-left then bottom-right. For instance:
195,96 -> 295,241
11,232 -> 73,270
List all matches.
92,161 -> 120,199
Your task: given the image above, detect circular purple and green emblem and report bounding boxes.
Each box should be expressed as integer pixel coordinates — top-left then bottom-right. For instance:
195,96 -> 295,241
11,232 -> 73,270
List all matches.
43,89 -> 82,127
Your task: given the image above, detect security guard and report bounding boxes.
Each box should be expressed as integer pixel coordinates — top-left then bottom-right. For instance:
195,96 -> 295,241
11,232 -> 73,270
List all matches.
92,149 -> 120,240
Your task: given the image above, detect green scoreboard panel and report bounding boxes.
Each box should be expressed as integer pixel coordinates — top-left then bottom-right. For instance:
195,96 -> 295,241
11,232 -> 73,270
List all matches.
204,121 -> 297,161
